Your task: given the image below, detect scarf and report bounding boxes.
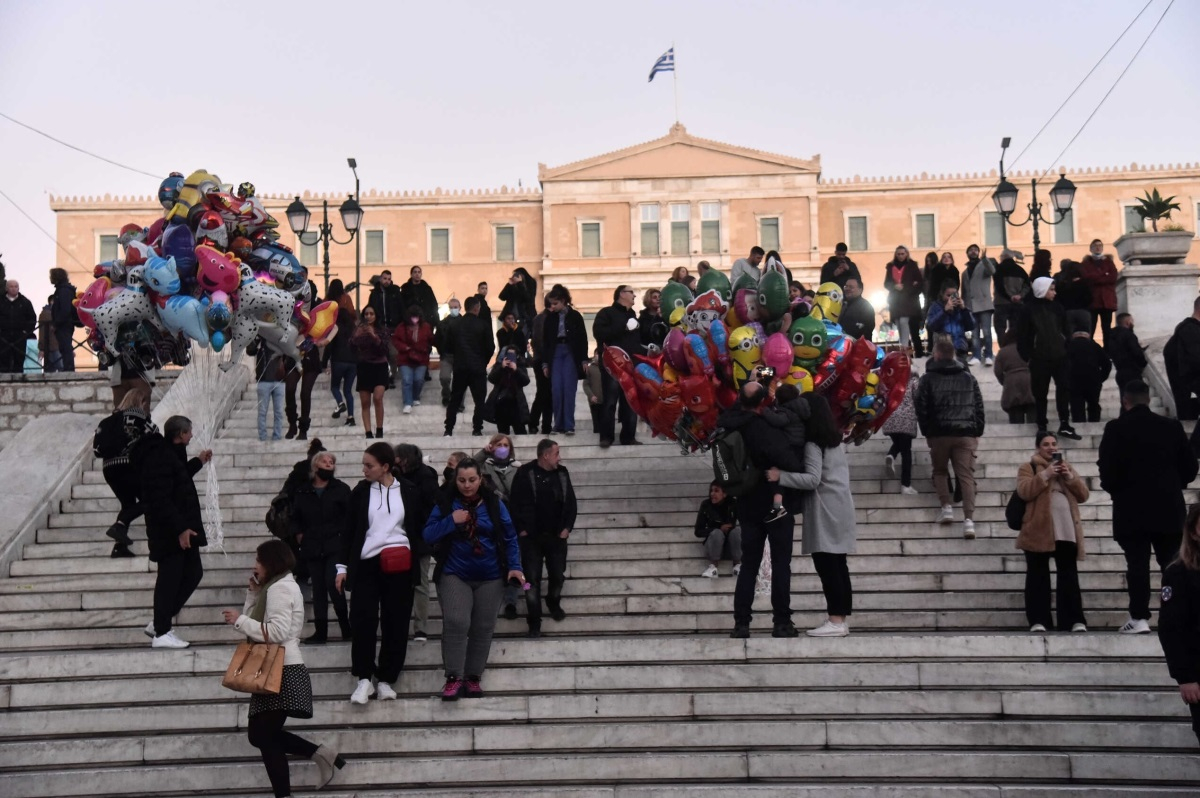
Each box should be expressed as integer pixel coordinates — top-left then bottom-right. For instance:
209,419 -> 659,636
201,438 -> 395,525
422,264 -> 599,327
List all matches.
250,573 -> 288,623
459,493 -> 486,555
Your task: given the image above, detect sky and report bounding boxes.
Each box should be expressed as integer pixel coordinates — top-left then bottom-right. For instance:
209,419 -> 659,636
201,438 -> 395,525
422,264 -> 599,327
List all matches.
2,0 -> 1197,303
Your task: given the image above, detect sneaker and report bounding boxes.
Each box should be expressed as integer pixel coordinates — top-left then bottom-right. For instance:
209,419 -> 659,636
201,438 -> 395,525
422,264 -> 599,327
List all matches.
462,677 -> 484,698
1030,624 -> 1047,633
527,627 -> 541,638
763,504 -> 789,523
412,630 -> 428,643
105,522 -> 133,547
884,454 -> 895,477
732,563 -> 742,577
111,544 -> 134,558
807,620 -> 849,638
772,621 -> 800,638
1057,425 -> 1082,441
701,565 -> 719,578
962,519 -> 976,539
984,357 -> 994,366
350,679 -> 375,704
413,400 -> 422,407
502,604 -> 518,620
403,405 -> 412,415
376,682 -> 397,700
345,416 -> 355,427
899,485 -> 918,496
1071,623 -> 1088,633
730,624 -> 750,639
332,402 -> 346,419
151,630 -> 189,649
1118,618 -> 1151,634
937,505 -> 953,524
441,677 -> 464,701
144,621 -> 156,638
966,357 -> 981,366
565,430 -> 575,436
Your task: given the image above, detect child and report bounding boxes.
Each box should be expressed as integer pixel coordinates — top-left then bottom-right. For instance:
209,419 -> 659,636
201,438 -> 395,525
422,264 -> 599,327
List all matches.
695,481 -> 741,578
763,382 -> 811,522
926,286 -> 976,364
1159,504 -> 1200,748
881,371 -> 919,494
1066,311 -> 1112,423
582,349 -> 605,432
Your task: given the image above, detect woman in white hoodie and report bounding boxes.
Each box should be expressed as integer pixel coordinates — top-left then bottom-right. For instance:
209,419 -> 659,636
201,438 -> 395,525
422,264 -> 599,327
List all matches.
223,539 -> 345,796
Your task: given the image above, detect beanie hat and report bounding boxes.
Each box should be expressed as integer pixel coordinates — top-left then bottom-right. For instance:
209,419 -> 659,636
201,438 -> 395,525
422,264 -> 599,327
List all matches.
1031,277 -> 1054,299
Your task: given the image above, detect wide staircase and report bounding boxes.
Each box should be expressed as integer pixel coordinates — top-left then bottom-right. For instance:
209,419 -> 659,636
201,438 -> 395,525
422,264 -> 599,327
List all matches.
1,365 -> 1198,796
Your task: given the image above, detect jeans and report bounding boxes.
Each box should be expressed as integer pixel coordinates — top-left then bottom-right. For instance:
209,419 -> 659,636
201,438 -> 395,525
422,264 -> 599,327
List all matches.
929,436 -> 977,518
599,367 -> 638,444
550,345 -> 577,433
153,546 -> 203,636
1030,357 -> 1071,430
400,364 -> 428,407
704,526 -> 743,564
256,380 -> 285,440
521,536 -> 568,630
437,574 -> 505,678
445,369 -> 487,434
1024,541 -> 1084,630
349,556 -> 414,684
887,433 -> 913,487
330,361 -> 356,407
1120,532 -> 1180,621
811,552 -> 853,617
896,316 -> 912,349
971,311 -> 994,360
247,708 -> 318,798
733,510 -> 795,626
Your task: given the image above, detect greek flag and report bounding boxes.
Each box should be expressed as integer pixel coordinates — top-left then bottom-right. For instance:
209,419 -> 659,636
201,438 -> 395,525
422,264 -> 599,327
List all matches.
648,47 -> 674,82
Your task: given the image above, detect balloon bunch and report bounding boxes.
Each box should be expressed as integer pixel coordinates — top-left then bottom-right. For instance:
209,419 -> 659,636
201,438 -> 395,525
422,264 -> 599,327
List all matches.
77,171 -> 339,372
603,258 -> 912,448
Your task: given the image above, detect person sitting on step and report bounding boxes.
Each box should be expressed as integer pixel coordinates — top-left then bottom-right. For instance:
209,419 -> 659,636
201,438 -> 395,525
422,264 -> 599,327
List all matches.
695,480 -> 742,578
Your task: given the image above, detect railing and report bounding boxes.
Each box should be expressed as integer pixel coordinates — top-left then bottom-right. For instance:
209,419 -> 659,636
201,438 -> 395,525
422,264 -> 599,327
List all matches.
0,322 -> 103,373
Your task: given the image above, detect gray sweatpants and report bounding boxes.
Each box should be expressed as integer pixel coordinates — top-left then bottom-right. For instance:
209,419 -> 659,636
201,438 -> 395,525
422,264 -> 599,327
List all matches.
411,555 -> 431,633
437,573 -> 505,678
704,526 -> 743,564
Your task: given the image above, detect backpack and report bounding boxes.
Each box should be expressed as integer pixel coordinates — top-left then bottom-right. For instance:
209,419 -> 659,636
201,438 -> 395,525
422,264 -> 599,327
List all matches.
265,490 -> 294,539
711,428 -> 761,498
92,413 -> 127,460
1005,457 -> 1036,531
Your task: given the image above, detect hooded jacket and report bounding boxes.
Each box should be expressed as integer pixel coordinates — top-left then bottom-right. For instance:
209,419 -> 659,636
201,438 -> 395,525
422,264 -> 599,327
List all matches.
367,283 -> 403,329
1016,297 -> 1068,363
915,358 -> 985,438
992,343 -> 1034,411
1066,334 -> 1112,394
392,321 -> 434,368
398,280 -> 440,330
340,476 -> 424,590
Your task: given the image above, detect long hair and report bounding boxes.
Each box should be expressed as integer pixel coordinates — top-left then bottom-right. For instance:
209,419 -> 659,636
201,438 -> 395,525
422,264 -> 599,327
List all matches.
1176,505 -> 1200,571
803,393 -> 843,449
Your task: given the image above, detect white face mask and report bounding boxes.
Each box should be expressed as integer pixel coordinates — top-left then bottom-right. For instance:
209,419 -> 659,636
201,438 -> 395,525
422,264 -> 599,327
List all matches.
449,308 -> 461,317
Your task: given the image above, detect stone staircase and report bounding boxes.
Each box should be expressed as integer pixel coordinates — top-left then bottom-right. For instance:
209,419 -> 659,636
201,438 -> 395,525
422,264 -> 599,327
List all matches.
1,365 -> 1198,796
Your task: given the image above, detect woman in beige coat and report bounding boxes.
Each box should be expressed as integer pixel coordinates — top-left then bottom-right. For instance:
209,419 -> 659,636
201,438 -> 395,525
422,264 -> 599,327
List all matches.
1015,431 -> 1089,633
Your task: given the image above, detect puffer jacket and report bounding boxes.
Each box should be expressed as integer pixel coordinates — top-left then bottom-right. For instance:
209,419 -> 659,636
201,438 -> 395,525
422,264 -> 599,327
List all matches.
915,358 -> 985,438
1015,454 -> 1089,557
290,477 -> 352,558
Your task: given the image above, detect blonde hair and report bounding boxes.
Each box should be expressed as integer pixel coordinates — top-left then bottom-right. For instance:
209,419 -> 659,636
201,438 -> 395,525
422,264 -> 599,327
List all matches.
488,433 -> 512,450
310,450 -> 336,476
118,386 -> 150,411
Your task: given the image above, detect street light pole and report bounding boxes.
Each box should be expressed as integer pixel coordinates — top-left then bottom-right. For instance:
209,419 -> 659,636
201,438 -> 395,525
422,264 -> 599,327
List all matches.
286,190 -> 363,297
998,137 -> 1011,248
992,169 -> 1076,258
349,158 -> 361,310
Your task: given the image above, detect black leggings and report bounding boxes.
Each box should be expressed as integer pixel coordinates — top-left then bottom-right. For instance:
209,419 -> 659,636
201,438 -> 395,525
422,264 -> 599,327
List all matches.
285,352 -> 320,424
247,709 -> 318,798
811,552 -> 853,617
887,434 -> 913,487
103,465 -> 143,528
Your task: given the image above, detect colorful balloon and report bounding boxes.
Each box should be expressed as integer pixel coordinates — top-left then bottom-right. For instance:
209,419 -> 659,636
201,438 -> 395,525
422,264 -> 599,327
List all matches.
695,269 -> 732,304
158,295 -> 210,347
727,325 -> 761,389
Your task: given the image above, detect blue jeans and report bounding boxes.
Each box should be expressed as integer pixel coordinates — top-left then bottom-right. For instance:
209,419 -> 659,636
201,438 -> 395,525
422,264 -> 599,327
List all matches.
400,364 -> 427,407
551,345 -> 577,433
257,380 -> 285,440
971,311 -> 994,360
330,361 -> 356,407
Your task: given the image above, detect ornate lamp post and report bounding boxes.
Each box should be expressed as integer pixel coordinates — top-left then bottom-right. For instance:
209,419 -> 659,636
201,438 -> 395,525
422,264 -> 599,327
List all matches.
992,160 -> 1077,256
285,165 -> 363,295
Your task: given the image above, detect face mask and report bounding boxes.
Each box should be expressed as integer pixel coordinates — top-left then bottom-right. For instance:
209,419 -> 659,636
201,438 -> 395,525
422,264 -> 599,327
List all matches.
316,468 -> 335,481
493,446 -> 510,460
443,467 -> 455,482
449,308 -> 461,317
410,316 -> 420,325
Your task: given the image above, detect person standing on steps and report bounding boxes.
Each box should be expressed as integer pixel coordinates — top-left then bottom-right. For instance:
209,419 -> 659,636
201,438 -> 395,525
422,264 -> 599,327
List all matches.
0,278 -> 36,374
283,277 -> 320,441
881,371 -> 920,495
962,244 -> 996,366
993,329 -> 1036,424
350,306 -> 389,439
991,249 -> 1030,339
478,434 -> 524,621
1166,298 -> 1200,422
1098,380 -> 1199,635
399,266 -> 440,335
1080,239 -> 1119,344
134,415 -> 213,649
509,439 -> 578,637
483,347 -> 530,435
336,442 -> 421,704
883,246 -> 925,357
392,443 -> 439,643
248,335 -> 287,442
423,457 -> 524,700
93,387 -> 156,558
473,281 -> 493,324
436,298 -> 463,409
541,284 -> 588,437
527,295 -> 553,436
290,450 -> 352,644
222,539 -> 346,795
498,267 -> 538,339
322,281 -> 358,427
593,285 -> 645,447
1016,432 -> 1089,634
1158,504 -> 1200,747
392,304 -> 434,416
1107,313 -> 1147,394
48,267 -> 77,372
443,296 -> 494,437
819,242 -> 862,289
695,481 -> 742,578
1017,276 -> 1078,441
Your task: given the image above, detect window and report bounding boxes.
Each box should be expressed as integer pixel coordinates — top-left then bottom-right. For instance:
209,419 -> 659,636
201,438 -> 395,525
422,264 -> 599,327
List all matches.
984,211 -> 1005,247
670,204 -> 689,256
430,228 -> 450,263
915,214 -> 936,249
701,202 -> 720,254
1124,205 -> 1145,234
760,217 -> 780,251
847,216 -> 868,252
494,226 -> 515,261
364,230 -> 384,264
640,205 -> 660,255
98,234 -> 119,263
1052,208 -> 1075,245
298,234 -> 318,267
581,222 -> 601,257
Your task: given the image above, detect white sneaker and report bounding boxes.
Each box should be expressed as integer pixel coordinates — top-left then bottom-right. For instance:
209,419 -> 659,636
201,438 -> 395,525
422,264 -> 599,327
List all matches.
937,505 -> 953,524
700,565 -> 719,578
1071,623 -> 1087,633
1118,618 -> 1151,634
967,357 -> 981,366
984,357 -> 994,366
884,454 -> 895,477
899,485 -> 918,496
1030,624 -> 1047,633
807,620 -> 849,637
413,400 -> 421,407
402,405 -> 412,415
962,519 -> 976,539
151,630 -> 189,649
732,563 -> 742,577
144,621 -> 156,638
376,682 -> 397,700
350,679 -> 375,704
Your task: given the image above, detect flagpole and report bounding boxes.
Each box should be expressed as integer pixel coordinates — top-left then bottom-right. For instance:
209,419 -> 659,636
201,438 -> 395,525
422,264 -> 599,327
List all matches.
672,42 -> 679,123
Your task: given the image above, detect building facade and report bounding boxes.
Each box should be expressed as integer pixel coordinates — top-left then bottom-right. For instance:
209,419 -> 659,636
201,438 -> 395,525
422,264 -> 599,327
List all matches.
52,124 -> 1200,314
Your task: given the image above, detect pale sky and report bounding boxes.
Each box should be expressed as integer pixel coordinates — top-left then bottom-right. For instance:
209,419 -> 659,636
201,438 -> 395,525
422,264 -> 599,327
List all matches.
2,0 -> 1197,304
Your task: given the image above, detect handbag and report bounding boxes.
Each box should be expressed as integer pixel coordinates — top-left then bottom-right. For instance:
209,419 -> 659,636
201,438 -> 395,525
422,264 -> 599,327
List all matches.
1006,457 -> 1036,531
222,622 -> 284,695
380,544 -> 412,574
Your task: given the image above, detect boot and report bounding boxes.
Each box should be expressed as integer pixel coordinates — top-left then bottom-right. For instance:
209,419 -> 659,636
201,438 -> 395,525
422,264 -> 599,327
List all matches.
345,414 -> 355,427
297,417 -> 310,441
375,426 -> 384,439
311,743 -> 346,789
304,619 -> 328,645
285,413 -> 298,439
332,401 -> 346,419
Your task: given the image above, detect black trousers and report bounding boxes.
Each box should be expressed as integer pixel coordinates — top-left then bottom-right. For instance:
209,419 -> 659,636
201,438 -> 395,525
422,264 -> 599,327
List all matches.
55,326 -> 75,372
307,553 -> 350,633
494,397 -> 526,435
886,433 -> 913,487
733,512 -> 795,626
1030,357 -> 1070,430
1024,541 -> 1085,630
1008,404 -> 1037,424
247,709 -> 317,798
0,336 -> 26,373
445,369 -> 487,434
598,368 -> 637,444
1091,309 -> 1114,343
907,316 -> 925,357
811,552 -> 853,617
1069,381 -> 1102,423
521,536 -> 568,629
103,465 -> 143,527
993,304 -> 1019,340
1120,532 -> 1180,621
153,545 -> 203,636
284,355 -> 319,425
528,367 -> 552,433
349,556 -> 415,684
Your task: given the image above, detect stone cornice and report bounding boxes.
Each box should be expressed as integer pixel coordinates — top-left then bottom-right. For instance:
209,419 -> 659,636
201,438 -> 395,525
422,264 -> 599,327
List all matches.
819,162 -> 1200,191
49,185 -> 541,211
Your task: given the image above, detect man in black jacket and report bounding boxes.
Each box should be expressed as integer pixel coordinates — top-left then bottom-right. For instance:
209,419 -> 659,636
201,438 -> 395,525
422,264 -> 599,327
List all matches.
399,266 -> 440,331
436,298 -> 463,407
992,251 -> 1031,339
1099,380 -> 1199,634
134,415 -> 213,648
509,439 -> 578,637
443,296 -> 495,436
1107,313 -> 1147,393
369,270 -> 405,388
393,443 -> 439,641
48,267 -> 77,372
1169,298 -> 1200,421
592,285 -> 643,446
1017,276 -> 1078,440
916,339 -> 985,538
0,279 -> 36,373
819,243 -> 861,288
839,277 -> 875,341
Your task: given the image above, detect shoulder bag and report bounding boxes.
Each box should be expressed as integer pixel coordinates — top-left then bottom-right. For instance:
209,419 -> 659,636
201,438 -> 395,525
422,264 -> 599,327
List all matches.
222,622 -> 284,695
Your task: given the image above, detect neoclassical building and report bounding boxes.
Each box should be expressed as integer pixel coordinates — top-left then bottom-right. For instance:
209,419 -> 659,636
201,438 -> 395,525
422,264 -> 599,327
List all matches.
52,124 -> 1200,313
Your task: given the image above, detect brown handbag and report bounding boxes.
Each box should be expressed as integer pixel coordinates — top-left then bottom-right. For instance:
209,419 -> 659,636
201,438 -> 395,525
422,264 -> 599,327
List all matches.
222,622 -> 284,695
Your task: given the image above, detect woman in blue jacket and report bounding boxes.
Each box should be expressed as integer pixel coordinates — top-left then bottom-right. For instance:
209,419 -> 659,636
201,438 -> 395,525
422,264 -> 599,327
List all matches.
424,457 -> 524,701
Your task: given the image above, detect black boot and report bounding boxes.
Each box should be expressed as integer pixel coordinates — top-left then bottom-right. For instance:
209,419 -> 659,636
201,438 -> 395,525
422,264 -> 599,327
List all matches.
285,414 -> 298,439
297,417 -> 310,441
332,401 -> 346,419
375,426 -> 384,439
304,619 -> 328,645
345,415 -> 355,427
105,522 -> 133,548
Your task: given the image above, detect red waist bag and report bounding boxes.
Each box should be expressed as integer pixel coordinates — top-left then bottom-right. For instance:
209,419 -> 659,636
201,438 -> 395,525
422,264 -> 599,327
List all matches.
380,545 -> 412,574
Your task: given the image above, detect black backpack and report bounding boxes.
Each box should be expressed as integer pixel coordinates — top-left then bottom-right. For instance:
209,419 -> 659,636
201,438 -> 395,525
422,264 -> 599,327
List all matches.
265,490 -> 294,540
1005,457 -> 1037,531
92,414 -> 128,460
711,428 -> 761,498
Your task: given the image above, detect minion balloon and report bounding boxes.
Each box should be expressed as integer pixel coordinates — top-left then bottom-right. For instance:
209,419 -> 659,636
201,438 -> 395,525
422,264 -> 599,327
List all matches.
727,325 -> 761,389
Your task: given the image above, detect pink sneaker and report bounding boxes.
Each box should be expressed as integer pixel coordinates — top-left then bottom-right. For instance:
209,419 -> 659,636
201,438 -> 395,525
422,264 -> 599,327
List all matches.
440,676 -> 463,701
463,676 -> 484,698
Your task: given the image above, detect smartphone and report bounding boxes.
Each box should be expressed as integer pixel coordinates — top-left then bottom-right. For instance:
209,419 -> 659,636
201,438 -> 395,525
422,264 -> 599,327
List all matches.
250,574 -> 261,585
1051,452 -> 1063,464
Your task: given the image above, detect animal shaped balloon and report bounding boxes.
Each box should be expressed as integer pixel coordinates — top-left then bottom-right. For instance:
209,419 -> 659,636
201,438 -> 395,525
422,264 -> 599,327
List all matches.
695,269 -> 732,304
74,278 -> 121,333
157,295 -> 210,348
79,289 -> 163,355
142,255 -> 181,296
659,282 -> 694,328
684,290 -> 727,334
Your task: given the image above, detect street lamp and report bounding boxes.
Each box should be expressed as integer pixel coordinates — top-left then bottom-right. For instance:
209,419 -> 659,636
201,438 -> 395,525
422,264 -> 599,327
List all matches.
284,161 -> 363,295
992,138 -> 1076,256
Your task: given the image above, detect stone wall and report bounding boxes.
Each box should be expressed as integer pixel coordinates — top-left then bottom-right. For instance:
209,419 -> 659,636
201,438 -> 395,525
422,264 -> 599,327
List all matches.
0,372 -> 178,452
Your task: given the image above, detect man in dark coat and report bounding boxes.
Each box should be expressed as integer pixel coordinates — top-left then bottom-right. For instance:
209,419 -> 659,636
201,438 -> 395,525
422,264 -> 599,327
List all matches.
1107,313 -> 1147,392
443,296 -> 495,436
992,250 -> 1031,339
398,266 -> 440,331
819,243 -> 861,288
839,277 -> 876,341
591,285 -> 644,447
393,443 -> 438,641
0,279 -> 37,373
367,270 -> 404,331
1098,380 -> 1199,634
1017,276 -> 1077,440
48,267 -> 77,372
1168,297 -> 1200,421
134,415 -> 213,648
436,298 -> 463,407
472,281 -> 493,324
